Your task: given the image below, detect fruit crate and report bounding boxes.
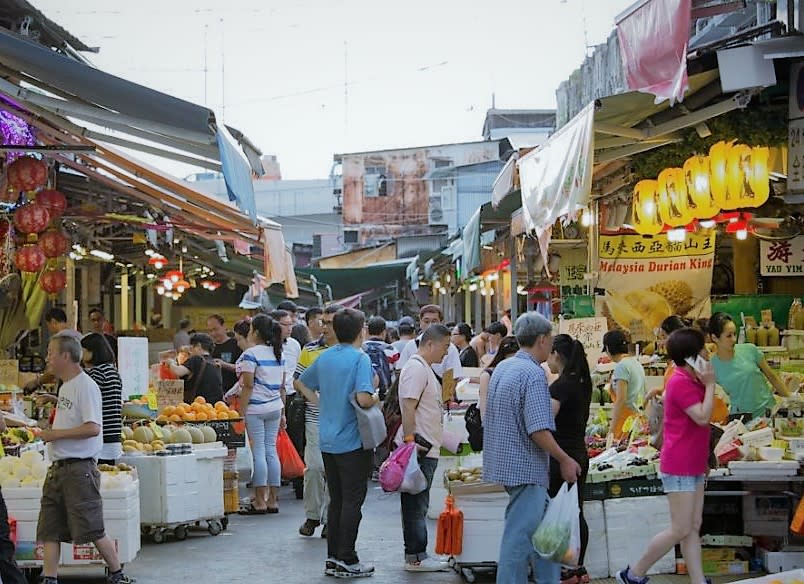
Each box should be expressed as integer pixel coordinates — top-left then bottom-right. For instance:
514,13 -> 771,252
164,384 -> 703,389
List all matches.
186,420 -> 245,448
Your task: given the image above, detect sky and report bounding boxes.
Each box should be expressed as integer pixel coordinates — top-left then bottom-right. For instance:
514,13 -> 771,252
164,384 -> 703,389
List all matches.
35,0 -> 635,180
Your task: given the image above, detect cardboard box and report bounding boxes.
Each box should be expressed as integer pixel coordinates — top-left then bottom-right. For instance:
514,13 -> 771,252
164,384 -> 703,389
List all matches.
608,478 -> 664,499
702,534 -> 754,547
702,560 -> 749,576
762,549 -> 804,573
583,482 -> 608,501
702,548 -> 738,561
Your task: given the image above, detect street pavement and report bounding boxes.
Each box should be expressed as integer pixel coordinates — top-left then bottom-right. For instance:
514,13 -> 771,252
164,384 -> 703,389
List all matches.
61,481 -> 469,583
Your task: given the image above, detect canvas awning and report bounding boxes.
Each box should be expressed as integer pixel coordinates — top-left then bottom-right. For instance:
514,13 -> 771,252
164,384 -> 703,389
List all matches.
0,27 -> 260,218
463,191 -> 522,274
297,261 -> 411,299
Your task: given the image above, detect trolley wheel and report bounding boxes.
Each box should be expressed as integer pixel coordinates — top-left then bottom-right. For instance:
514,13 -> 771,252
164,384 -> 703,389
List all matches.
208,519 -> 223,536
152,528 -> 167,544
174,525 -> 188,541
221,516 -> 229,530
461,567 -> 476,583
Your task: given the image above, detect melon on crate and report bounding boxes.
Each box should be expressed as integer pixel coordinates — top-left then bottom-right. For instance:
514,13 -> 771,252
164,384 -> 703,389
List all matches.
200,426 -> 217,443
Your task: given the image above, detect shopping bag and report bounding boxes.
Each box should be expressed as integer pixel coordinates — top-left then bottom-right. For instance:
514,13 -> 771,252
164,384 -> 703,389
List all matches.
277,429 -> 305,480
400,452 -> 427,495
531,482 -> 581,565
645,397 -> 663,450
378,442 -> 415,493
350,392 -> 386,450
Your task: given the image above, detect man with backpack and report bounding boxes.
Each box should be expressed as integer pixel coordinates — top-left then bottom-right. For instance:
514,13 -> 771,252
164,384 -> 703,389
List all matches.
362,316 -> 399,401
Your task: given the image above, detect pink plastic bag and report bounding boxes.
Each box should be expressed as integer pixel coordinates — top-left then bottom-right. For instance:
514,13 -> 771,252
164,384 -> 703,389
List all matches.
379,442 -> 415,493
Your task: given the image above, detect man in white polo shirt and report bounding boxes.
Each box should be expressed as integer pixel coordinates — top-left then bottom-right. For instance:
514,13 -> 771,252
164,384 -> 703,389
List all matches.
37,335 -> 134,584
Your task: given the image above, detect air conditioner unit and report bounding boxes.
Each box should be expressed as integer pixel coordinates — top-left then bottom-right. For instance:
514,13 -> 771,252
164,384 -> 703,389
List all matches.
428,195 -> 444,225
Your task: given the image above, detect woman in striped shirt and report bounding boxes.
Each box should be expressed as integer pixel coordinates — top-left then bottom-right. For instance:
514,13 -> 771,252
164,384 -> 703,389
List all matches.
81,333 -> 123,465
238,314 -> 286,514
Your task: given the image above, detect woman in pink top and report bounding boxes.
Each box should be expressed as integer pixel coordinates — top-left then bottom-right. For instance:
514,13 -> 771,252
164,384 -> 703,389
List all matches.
616,328 -> 715,584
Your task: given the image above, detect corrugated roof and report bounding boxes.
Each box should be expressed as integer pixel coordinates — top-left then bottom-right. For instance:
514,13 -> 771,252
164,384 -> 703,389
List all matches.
0,0 -> 95,52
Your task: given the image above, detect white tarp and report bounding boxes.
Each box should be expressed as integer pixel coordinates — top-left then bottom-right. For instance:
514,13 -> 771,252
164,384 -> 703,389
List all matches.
517,102 -> 595,232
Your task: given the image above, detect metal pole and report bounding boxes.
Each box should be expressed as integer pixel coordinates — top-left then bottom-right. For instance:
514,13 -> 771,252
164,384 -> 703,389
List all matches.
120,269 -> 129,331
510,236 -> 518,322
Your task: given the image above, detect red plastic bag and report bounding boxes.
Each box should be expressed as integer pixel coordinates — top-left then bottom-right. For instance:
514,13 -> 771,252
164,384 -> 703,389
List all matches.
277,429 -> 305,480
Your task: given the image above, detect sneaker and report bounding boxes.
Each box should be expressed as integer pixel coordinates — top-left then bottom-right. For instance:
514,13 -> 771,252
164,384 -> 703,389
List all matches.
299,518 -> 320,537
325,558 -> 338,577
615,567 -> 648,584
404,557 -> 450,572
332,560 -> 375,579
321,524 -> 328,539
108,573 -> 136,584
575,566 -> 590,584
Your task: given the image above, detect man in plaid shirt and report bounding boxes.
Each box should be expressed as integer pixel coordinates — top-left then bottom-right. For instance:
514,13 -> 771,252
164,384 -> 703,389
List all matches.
483,312 -> 581,584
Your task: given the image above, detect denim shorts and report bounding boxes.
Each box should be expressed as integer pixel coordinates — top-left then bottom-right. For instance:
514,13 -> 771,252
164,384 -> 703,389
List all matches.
661,473 -> 705,493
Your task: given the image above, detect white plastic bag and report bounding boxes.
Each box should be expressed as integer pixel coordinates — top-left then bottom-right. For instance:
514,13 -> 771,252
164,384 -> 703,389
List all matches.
531,482 -> 581,566
400,453 -> 427,494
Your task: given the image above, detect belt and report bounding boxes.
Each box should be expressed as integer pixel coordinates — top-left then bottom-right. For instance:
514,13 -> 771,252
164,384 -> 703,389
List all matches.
51,457 -> 94,467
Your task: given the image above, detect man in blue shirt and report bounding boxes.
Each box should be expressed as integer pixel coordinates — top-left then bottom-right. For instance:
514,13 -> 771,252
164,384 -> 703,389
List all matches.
483,312 -> 581,584
296,308 -> 379,579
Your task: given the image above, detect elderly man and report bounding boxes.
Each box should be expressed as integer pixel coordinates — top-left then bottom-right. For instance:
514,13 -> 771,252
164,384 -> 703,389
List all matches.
483,312 -> 581,584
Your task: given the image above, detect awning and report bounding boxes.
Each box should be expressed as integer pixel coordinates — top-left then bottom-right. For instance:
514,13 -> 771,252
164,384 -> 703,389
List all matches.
0,27 -> 261,218
297,262 -> 410,299
462,191 -> 522,273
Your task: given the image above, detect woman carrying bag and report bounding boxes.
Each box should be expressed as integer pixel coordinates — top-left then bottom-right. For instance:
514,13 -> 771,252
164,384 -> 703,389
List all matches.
237,315 -> 286,515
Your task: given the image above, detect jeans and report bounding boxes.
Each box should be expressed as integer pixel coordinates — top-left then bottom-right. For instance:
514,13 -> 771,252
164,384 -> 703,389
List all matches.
401,456 -> 438,562
322,449 -> 372,565
498,484 -> 561,584
304,420 -> 329,522
246,409 -> 282,487
0,489 -> 27,584
661,473 -> 705,493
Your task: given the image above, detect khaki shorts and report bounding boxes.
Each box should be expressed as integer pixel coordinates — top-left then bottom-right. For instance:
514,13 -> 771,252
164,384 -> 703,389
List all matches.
37,459 -> 105,544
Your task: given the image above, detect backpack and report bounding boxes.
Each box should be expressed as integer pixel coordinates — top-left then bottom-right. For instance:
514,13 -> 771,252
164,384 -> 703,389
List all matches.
364,341 -> 393,400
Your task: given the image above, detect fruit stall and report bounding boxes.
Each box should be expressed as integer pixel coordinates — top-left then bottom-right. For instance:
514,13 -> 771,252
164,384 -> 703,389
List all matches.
118,395 -> 245,543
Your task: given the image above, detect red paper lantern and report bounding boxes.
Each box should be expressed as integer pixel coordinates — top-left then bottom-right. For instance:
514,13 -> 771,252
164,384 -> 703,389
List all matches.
35,189 -> 68,220
14,244 -> 45,273
7,157 -> 47,192
40,268 -> 67,295
13,203 -> 50,234
39,229 -> 70,258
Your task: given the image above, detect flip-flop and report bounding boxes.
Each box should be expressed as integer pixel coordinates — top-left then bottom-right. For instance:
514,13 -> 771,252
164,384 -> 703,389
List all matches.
238,504 -> 268,515
265,507 -> 279,514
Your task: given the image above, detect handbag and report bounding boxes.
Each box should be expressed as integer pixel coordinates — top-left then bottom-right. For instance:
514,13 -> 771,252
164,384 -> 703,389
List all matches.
350,392 -> 386,450
277,429 -> 306,479
464,403 -> 483,451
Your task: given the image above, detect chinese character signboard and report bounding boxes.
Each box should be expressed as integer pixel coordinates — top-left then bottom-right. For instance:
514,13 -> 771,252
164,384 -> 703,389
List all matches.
597,232 -> 716,335
789,60 -> 804,194
559,316 -> 607,372
760,236 -> 804,277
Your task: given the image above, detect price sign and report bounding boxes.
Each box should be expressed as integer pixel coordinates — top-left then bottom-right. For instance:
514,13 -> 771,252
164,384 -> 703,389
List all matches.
117,337 -> 149,400
156,380 -> 184,409
559,317 -> 607,371
0,360 -> 19,387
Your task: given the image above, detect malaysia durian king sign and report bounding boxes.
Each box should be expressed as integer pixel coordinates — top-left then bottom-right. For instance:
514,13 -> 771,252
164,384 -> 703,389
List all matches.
596,231 -> 716,336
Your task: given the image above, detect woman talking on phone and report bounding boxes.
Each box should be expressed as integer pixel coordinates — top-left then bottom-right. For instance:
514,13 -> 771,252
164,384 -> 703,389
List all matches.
617,328 -> 714,584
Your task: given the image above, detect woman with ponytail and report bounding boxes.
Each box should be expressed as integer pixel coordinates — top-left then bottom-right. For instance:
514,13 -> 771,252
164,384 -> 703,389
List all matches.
547,334 -> 593,584
238,314 -> 286,514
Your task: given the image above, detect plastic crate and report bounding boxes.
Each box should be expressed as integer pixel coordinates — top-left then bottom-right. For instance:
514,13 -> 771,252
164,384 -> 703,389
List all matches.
188,420 -> 245,448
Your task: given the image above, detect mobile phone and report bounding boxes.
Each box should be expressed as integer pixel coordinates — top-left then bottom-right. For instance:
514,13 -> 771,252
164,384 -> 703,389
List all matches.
413,433 -> 433,450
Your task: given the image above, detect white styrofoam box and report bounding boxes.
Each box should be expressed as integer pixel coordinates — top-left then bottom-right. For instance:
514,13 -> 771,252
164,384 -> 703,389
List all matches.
728,460 -> 799,478
583,501 -> 609,579
454,519 -> 504,564
121,453 -> 200,524
604,496 -> 676,576
451,491 -> 508,521
739,427 -> 774,448
194,447 -> 226,519
762,551 -> 804,574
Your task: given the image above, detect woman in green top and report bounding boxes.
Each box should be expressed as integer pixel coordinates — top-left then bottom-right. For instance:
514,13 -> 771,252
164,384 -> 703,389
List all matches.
603,329 -> 646,439
708,312 -> 790,419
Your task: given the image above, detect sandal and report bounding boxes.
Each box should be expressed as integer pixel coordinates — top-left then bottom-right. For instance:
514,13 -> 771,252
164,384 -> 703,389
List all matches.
265,506 -> 279,514
238,503 -> 268,515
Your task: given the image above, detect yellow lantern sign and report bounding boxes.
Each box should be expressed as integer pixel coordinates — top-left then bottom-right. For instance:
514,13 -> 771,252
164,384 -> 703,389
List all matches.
727,144 -> 770,210
657,167 -> 692,227
683,155 -> 720,219
709,140 -> 732,209
632,179 -> 663,235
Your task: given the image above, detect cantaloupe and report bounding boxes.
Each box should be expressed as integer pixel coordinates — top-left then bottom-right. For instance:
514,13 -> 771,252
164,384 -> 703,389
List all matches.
200,426 -> 217,444
170,428 -> 192,444
132,426 -> 154,444
186,426 -> 205,444
160,427 -> 173,443
121,427 -> 134,441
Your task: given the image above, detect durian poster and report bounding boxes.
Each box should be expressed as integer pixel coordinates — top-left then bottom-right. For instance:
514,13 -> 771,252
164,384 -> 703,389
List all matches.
596,232 -> 716,337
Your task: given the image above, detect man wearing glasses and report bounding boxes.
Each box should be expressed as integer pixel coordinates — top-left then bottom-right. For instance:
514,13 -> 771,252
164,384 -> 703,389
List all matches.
293,304 -> 343,538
